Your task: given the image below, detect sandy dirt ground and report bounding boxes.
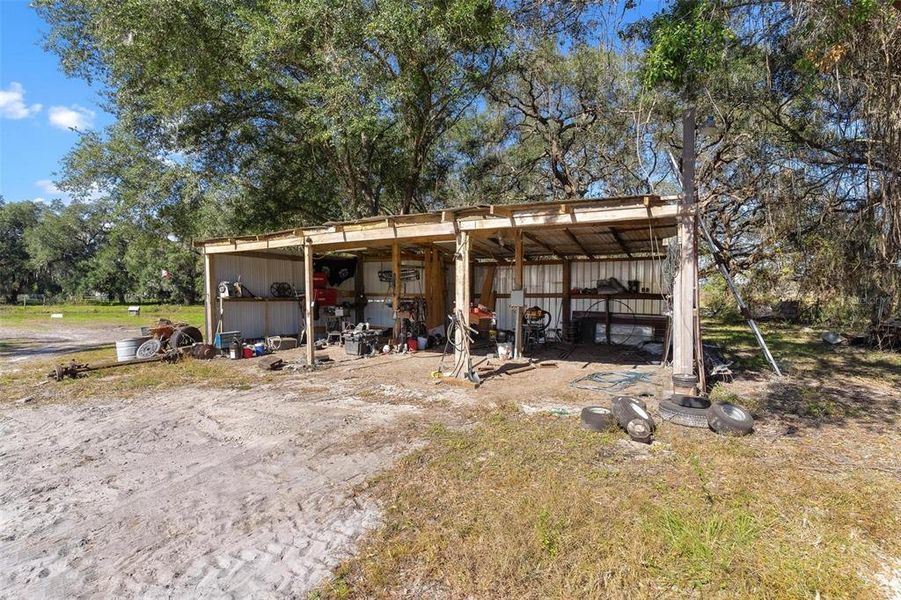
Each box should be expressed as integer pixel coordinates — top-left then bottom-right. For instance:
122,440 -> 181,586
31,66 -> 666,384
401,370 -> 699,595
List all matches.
0,324 -> 132,371
0,325 -> 661,598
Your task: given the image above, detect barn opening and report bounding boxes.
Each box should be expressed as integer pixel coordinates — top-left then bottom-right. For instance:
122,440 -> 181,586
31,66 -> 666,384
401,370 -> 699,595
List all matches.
196,194 -> 697,390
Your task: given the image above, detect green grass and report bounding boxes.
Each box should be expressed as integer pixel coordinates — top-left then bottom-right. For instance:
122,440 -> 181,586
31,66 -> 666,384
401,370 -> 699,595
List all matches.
703,320 -> 901,383
318,410 -> 899,599
0,345 -> 262,403
0,303 -> 204,328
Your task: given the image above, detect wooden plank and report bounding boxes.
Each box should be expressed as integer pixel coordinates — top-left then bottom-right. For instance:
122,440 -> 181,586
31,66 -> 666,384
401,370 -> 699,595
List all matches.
562,258 -> 571,330
392,240 -> 401,340
454,231 -> 472,376
563,228 -> 594,258
609,228 -> 633,258
522,231 -> 563,258
672,107 -> 697,389
354,257 -> 365,324
480,265 -> 496,310
513,229 -> 524,359
304,240 -> 315,365
201,203 -> 679,255
203,253 -> 217,343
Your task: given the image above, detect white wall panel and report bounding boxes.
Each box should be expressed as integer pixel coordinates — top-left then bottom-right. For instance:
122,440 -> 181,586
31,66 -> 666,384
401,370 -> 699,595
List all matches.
473,258 -> 667,325
211,254 -> 665,340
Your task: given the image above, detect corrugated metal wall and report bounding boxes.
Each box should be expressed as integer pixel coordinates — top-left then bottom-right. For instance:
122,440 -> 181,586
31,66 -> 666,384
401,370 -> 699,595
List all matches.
473,259 -> 665,333
212,253 -> 665,340
213,254 -> 307,339
362,260 -> 425,328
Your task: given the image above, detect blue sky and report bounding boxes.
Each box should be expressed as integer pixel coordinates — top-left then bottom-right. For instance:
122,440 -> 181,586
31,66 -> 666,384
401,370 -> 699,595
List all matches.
0,0 -> 113,204
0,0 -> 660,205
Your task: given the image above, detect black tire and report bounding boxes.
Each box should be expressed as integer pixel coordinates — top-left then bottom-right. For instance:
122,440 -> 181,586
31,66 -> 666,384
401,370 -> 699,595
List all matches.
580,406 -> 615,432
672,394 -> 712,409
611,396 -> 655,431
170,326 -> 203,349
707,402 -> 754,436
658,398 -> 709,428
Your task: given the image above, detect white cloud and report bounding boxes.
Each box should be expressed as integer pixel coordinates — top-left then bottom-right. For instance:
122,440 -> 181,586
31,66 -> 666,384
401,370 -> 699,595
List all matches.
32,179 -> 104,204
35,179 -> 62,195
48,105 -> 95,131
0,82 -> 42,119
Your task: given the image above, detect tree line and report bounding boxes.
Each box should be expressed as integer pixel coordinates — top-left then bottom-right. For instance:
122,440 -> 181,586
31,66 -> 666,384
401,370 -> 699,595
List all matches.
1,0 -> 897,323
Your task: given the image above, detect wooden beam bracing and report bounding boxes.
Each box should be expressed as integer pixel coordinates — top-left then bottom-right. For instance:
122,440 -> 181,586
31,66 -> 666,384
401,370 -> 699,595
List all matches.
199,200 -> 678,255
304,240 -> 315,365
563,228 -> 595,258
203,253 -> 217,343
513,229 -> 524,359
454,231 -> 472,376
522,231 -> 563,258
609,228 -> 633,258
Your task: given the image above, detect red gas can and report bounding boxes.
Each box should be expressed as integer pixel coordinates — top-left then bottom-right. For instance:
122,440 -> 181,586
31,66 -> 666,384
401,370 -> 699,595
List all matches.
313,288 -> 338,306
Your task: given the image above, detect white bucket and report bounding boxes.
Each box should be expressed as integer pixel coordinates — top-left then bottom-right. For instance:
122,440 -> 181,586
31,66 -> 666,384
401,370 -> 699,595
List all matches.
116,337 -> 149,362
497,342 -> 513,361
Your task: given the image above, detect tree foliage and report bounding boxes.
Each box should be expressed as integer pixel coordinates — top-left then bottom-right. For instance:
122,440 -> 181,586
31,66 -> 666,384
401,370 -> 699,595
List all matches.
3,0 -> 897,323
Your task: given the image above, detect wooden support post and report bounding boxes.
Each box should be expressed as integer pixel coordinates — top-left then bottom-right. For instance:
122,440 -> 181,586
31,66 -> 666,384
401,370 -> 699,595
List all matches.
454,230 -> 471,374
203,252 -> 216,343
513,229 -> 524,359
672,107 -> 698,393
354,257 -> 365,324
304,239 -> 315,365
561,258 -> 572,337
605,298 -> 612,345
392,240 -> 401,341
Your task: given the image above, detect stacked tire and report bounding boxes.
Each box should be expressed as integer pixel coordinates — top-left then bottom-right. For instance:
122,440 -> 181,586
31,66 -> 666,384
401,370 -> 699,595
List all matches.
659,394 -> 754,436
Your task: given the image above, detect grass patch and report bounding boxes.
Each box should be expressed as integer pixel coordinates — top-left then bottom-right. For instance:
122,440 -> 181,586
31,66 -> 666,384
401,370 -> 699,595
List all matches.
704,320 -> 901,385
1,346 -> 260,403
0,303 -> 204,328
320,410 -> 900,599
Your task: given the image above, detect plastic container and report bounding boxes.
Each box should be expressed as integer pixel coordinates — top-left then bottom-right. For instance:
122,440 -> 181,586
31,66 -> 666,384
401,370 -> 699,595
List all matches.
406,338 -> 418,352
116,337 -> 150,362
497,342 -> 513,361
313,288 -> 338,306
242,346 -> 254,359
417,336 -> 428,350
254,342 -> 266,356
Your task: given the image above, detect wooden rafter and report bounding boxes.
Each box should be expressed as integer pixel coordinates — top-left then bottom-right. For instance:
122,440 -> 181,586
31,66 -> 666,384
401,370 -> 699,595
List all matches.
522,231 -> 564,258
563,228 -> 595,259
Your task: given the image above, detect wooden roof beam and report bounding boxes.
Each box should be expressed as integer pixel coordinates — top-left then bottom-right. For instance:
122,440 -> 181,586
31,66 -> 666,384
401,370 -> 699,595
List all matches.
522,231 -> 564,258
563,228 -> 595,259
609,228 -> 633,258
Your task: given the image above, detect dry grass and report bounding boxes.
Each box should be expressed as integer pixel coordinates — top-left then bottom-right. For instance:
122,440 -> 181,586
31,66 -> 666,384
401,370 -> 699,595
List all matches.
0,347 -> 262,404
318,410 -> 899,599
316,323 -> 901,599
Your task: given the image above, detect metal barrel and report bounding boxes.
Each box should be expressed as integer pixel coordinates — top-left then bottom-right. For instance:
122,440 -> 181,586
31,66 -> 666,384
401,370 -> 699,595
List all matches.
115,337 -> 149,362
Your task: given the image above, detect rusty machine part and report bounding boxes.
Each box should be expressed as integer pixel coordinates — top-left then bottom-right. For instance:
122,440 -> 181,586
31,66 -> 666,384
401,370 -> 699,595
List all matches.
142,320 -> 204,355
191,343 -> 218,360
48,350 -> 182,381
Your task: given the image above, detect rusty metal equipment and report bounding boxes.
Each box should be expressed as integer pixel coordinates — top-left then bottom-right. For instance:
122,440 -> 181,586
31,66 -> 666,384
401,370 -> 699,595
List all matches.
137,320 -> 204,358
48,350 -> 181,381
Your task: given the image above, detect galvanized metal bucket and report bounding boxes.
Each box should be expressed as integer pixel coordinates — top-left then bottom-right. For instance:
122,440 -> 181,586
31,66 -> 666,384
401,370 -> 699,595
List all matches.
115,337 -> 150,362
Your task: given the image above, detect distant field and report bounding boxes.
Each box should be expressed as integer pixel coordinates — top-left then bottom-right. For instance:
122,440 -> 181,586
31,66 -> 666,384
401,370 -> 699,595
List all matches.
0,304 -> 205,328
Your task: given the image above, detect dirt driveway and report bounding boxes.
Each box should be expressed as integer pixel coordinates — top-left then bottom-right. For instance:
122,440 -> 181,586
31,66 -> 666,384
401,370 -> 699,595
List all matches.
0,343 -> 478,598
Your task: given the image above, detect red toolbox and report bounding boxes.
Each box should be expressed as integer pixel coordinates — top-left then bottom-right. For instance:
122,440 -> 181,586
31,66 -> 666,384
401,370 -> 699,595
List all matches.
313,288 -> 337,306
312,272 -> 328,288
